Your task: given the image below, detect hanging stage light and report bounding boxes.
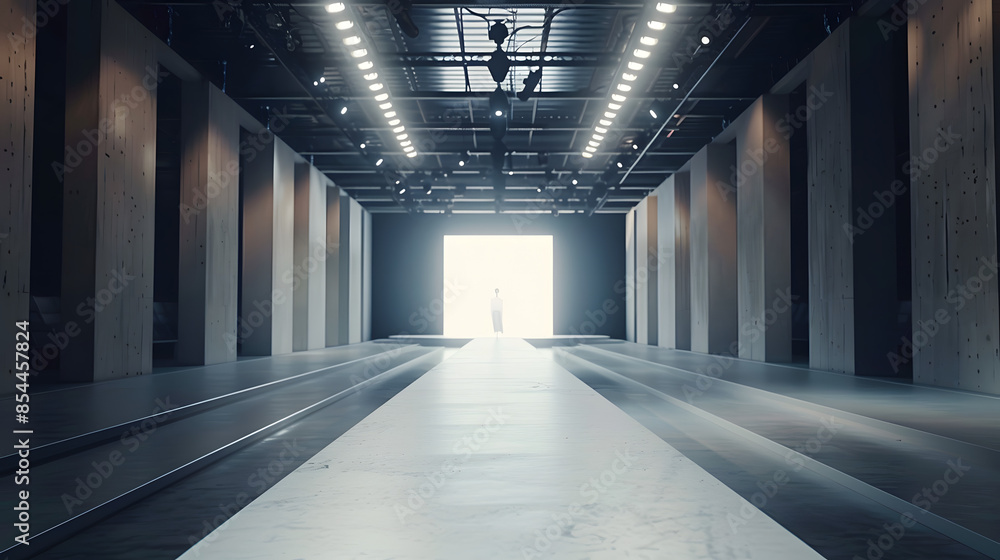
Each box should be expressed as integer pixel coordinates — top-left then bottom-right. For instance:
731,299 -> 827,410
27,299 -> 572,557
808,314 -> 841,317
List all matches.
517,68 -> 543,102
458,150 -> 471,167
649,99 -> 669,119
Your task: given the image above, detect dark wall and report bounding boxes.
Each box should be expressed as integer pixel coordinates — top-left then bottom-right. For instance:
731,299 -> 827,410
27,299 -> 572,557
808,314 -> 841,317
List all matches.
371,213 -> 626,339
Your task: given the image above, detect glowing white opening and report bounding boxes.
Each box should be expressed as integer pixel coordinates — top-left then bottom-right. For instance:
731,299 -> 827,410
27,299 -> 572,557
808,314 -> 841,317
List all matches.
443,235 -> 553,337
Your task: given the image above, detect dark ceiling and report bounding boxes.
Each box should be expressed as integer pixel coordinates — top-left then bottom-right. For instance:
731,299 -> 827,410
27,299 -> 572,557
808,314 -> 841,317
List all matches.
120,0 -> 863,213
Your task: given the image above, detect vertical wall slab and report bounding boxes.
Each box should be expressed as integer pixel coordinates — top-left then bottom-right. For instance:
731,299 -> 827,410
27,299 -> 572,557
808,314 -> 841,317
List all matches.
177,82 -> 241,365
625,209 -> 636,342
808,18 -> 899,376
347,198 -> 364,344
733,95 -> 793,362
239,135 -> 295,356
908,0 -> 1000,394
362,208 -> 372,342
657,173 -> 691,350
635,197 -> 658,345
61,0 -> 157,381
689,143 -> 738,355
292,162 -> 327,351
0,0 -> 35,384
326,185 -> 342,346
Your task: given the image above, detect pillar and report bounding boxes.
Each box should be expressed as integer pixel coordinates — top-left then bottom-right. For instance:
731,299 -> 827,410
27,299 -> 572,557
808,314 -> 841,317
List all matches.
326,185 -> 342,346
61,0 -> 157,381
657,172 -> 691,350
293,162 -> 327,351
240,136 -> 295,356
625,208 -> 636,342
689,143 -> 738,355
734,95 -> 793,362
635,196 -> 658,345
808,17 -> 899,376
1,0 -> 36,386
908,0 -> 1000,394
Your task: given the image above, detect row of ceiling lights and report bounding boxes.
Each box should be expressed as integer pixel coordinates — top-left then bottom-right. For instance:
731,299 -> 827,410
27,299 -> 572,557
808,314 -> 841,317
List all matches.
326,2 -> 417,160
582,2 -> 677,159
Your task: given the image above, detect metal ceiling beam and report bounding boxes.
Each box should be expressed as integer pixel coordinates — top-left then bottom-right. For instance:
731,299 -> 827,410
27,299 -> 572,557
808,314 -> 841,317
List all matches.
234,93 -> 758,101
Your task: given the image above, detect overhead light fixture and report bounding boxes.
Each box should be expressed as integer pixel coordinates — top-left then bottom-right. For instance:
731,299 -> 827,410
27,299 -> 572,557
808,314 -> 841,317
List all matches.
604,111 -> 617,119
536,185 -> 545,193
388,119 -> 400,126
640,36 -> 658,46
622,73 -> 637,81
400,140 -> 411,147
375,157 -> 384,166
489,87 -> 509,119
584,146 -> 597,152
406,152 -> 417,158
617,161 -> 624,169
404,145 -> 415,153
672,83 -> 680,90
458,150 -> 471,167
582,152 -> 593,158
633,49 -> 650,58
599,119 -> 612,127
656,3 -> 677,13
595,126 -> 608,134
393,126 -> 405,133
319,76 -> 326,83
648,20 -> 666,30
701,36 -> 711,45
588,141 -> 600,147
369,83 -> 384,91
593,134 -> 605,141
335,20 -> 353,30
351,48 -> 367,58
364,72 -> 378,81
608,103 -> 621,110
384,111 -> 396,118
359,142 -> 366,149
374,93 -> 389,102
379,102 -> 392,109
627,61 -> 644,71
326,2 -> 346,13
611,93 -> 627,103
616,84 -> 632,92
396,133 -> 408,140
358,60 -> 373,70
344,36 -> 361,45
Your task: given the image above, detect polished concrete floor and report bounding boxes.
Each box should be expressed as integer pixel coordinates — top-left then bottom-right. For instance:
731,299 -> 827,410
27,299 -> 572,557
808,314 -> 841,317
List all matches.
180,338 -> 824,560
7,338 -> 997,559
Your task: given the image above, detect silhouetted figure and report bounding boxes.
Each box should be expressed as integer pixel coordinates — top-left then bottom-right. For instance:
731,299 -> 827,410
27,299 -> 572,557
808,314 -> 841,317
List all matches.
491,288 -> 503,337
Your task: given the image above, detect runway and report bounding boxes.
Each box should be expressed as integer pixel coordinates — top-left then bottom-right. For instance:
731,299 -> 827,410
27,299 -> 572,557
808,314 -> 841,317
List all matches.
180,338 -> 823,560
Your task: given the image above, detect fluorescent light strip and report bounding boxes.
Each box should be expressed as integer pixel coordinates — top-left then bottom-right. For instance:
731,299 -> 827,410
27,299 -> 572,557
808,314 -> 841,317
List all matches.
335,6 -> 417,158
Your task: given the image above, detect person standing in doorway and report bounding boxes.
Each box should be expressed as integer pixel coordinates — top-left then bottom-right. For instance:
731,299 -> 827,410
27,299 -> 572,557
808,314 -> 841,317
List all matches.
491,288 -> 504,337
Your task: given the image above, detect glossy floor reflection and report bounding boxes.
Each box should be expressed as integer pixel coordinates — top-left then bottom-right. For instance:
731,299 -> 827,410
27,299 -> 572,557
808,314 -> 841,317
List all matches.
180,338 -> 824,560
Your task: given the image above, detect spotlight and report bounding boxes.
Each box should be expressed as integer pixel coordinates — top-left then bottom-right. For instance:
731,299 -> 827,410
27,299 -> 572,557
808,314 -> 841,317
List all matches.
458,150 -> 471,167
672,83 -> 680,90
701,35 -> 711,45
617,161 -> 624,169
360,142 -> 366,149
536,185 -> 545,193
398,185 -> 407,195
489,87 -> 509,118
517,68 -> 543,102
375,157 -> 384,166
